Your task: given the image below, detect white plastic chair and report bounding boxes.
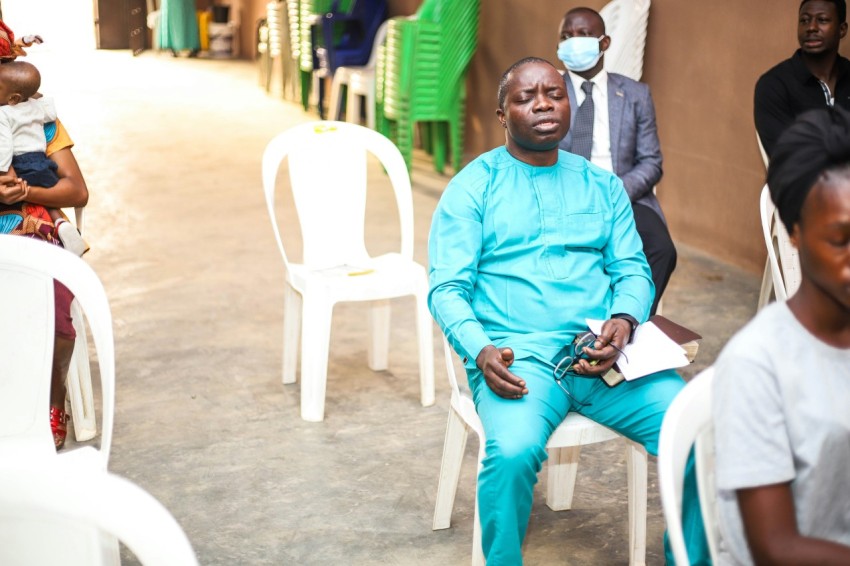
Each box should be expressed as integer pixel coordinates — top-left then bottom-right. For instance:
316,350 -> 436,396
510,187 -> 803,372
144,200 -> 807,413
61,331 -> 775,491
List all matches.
657,367 -> 719,566
262,121 -> 435,422
757,184 -> 801,308
432,336 -> 648,566
328,19 -> 390,129
0,463 -> 198,566
600,0 -> 651,81
0,234 -> 114,468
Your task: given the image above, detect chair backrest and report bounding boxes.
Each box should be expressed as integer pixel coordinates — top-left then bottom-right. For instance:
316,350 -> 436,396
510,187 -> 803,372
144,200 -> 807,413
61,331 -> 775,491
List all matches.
759,184 -> 801,302
318,0 -> 388,73
0,464 -> 198,566
262,121 -> 414,272
441,335 -> 463,399
362,18 -> 390,70
0,235 -> 114,465
658,367 -> 719,565
756,131 -> 769,169
600,0 -> 651,81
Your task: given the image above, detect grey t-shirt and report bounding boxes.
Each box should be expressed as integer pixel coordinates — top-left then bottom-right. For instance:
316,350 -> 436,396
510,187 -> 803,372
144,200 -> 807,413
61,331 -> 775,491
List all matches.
713,302 -> 850,565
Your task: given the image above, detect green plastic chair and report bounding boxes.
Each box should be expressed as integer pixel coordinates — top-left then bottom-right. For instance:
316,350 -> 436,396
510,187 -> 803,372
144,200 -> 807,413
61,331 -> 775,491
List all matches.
376,0 -> 480,174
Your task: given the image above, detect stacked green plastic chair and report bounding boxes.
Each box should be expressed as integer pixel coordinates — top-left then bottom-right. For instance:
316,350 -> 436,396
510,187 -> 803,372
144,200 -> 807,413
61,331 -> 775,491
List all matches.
376,0 -> 480,174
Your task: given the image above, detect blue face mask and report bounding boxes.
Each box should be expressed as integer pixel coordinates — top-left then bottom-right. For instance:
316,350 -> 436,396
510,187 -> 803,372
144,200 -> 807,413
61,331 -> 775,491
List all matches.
557,36 -> 605,72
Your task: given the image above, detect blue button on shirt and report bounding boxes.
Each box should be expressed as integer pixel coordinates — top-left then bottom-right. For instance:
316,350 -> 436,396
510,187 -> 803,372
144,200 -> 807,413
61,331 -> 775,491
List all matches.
428,146 -> 653,369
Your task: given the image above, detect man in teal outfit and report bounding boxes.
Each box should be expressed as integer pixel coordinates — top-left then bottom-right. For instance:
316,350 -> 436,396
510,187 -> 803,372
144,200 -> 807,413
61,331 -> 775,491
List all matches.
428,57 -> 708,565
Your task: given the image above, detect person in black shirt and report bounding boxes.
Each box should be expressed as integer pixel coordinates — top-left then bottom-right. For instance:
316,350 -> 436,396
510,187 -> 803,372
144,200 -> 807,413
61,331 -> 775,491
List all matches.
754,0 -> 850,159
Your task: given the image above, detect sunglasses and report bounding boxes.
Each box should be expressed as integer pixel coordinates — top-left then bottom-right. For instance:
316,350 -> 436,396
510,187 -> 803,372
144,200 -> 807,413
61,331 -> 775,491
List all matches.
551,330 -> 629,407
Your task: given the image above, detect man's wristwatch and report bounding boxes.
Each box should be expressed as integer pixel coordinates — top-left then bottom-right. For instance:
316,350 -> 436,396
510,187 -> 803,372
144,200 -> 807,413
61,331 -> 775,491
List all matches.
611,313 -> 639,344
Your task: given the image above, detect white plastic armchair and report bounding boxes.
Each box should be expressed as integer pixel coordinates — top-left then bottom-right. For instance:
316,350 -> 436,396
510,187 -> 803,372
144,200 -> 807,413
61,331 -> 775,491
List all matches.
600,0 -> 651,81
0,234 -> 114,468
262,121 -> 435,422
0,463 -> 198,566
658,367 -> 720,565
757,184 -> 801,308
432,336 -> 648,566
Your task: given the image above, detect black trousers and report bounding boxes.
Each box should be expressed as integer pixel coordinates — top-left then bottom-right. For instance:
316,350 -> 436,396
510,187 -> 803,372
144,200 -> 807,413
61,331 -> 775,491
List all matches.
633,203 -> 677,315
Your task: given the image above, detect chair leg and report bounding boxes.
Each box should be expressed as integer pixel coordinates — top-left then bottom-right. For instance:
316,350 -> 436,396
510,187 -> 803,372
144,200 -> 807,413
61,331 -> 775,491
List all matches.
67,300 -> 96,442
299,295 -> 334,422
472,491 -> 485,566
471,438 -> 487,566
262,52 -> 272,91
757,259 -> 774,310
432,122 -> 448,174
365,84 -> 376,130
329,75 -> 344,121
282,285 -> 301,385
626,442 -> 648,566
367,299 -> 390,371
415,290 -> 435,407
344,88 -> 356,124
433,408 -> 469,530
546,445 -> 581,511
452,90 -> 466,173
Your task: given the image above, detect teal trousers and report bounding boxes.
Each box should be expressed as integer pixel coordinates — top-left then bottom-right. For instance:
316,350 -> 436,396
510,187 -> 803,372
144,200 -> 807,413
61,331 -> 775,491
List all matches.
469,357 -> 709,565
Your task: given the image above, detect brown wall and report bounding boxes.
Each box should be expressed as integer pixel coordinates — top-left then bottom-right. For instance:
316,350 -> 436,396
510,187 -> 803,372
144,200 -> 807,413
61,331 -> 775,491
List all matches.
236,0 -> 850,273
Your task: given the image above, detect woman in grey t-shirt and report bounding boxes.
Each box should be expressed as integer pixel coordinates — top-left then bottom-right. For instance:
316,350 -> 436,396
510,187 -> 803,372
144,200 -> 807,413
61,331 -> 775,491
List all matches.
714,106 -> 850,565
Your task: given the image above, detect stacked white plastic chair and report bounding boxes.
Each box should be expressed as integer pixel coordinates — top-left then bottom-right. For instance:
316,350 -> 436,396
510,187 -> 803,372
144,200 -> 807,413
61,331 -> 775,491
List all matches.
600,0 -> 651,81
0,463 -> 197,566
262,121 -> 435,422
262,1 -> 300,101
432,336 -> 648,566
658,367 -> 720,565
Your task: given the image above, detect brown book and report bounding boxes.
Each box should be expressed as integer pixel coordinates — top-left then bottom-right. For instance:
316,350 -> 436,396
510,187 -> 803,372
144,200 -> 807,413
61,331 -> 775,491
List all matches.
649,315 -> 702,363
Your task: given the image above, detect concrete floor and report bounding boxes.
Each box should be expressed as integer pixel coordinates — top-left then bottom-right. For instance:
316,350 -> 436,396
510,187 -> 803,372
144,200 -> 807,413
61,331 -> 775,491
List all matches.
31,48 -> 761,565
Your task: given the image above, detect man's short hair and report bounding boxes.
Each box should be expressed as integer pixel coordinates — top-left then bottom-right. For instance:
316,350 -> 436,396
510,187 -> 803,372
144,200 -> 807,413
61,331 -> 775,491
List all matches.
561,6 -> 607,34
800,0 -> 846,22
497,57 -> 556,111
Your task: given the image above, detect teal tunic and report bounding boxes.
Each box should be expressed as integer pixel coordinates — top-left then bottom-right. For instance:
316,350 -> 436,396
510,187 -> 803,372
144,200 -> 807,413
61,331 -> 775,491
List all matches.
428,146 -> 654,368
427,147 -> 709,565
158,0 -> 200,51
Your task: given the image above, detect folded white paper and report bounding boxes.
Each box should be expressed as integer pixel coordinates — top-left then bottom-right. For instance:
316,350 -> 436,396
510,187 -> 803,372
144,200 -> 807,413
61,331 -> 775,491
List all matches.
586,319 -> 690,380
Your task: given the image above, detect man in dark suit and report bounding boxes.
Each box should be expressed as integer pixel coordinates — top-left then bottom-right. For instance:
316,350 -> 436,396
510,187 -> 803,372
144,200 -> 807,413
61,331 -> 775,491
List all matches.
557,6 -> 675,316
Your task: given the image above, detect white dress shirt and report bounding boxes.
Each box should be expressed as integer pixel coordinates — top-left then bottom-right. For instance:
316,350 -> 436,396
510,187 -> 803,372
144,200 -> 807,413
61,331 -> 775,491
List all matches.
567,69 -> 613,173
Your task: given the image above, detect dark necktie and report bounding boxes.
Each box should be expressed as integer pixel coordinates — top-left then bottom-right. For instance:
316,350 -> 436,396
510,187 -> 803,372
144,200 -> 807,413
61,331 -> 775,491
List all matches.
571,81 -> 595,159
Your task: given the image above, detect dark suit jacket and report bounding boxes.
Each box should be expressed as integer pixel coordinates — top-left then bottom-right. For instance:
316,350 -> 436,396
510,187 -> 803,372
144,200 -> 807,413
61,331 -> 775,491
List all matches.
559,71 -> 665,222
